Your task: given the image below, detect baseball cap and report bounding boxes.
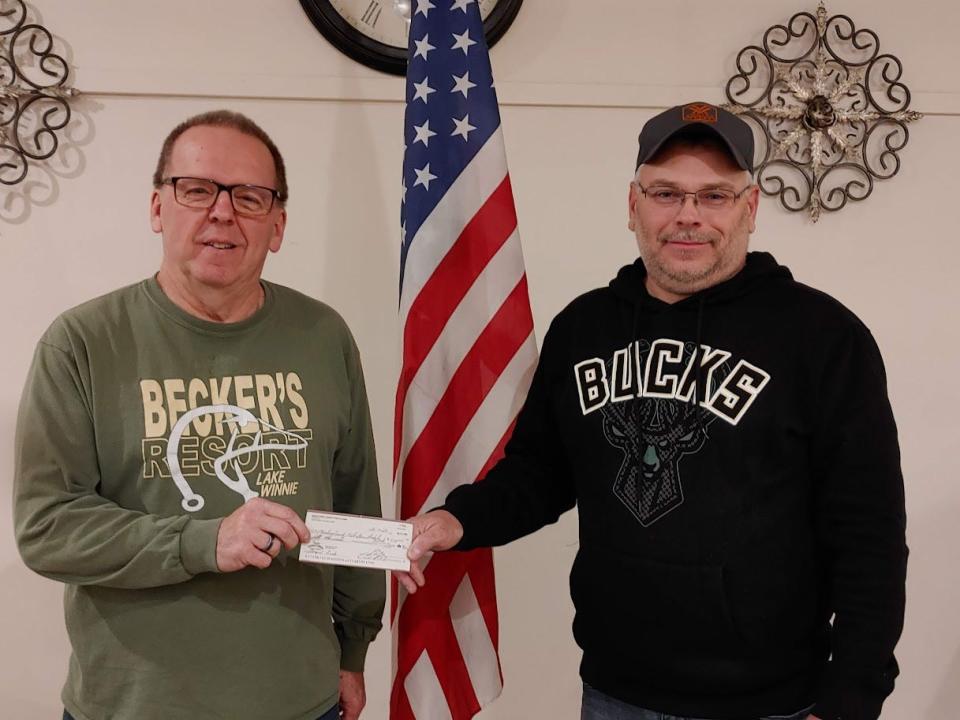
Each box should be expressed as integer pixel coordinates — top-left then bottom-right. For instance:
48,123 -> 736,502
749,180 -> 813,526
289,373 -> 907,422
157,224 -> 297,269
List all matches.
635,102 -> 755,174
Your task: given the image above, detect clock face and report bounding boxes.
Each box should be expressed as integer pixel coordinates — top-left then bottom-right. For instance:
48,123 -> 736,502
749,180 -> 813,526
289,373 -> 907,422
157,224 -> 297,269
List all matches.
299,0 -> 523,75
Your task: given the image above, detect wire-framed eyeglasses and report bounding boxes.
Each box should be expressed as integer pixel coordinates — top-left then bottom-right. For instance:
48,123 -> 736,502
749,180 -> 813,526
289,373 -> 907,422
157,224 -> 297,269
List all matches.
635,182 -> 753,211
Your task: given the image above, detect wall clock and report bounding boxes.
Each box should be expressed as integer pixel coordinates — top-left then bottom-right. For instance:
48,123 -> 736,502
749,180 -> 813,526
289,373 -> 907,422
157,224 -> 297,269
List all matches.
299,0 -> 523,76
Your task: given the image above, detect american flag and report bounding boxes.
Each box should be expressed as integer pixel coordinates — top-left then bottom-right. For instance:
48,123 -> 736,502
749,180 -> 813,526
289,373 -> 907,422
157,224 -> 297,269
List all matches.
391,0 -> 537,718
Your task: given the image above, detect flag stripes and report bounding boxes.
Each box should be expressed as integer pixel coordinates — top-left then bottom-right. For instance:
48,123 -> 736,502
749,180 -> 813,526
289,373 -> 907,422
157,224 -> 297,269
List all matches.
392,2 -> 536,717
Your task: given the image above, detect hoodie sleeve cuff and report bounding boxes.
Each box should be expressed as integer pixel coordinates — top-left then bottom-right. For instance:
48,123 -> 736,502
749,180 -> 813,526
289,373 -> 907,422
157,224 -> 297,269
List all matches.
812,694 -> 882,720
180,518 -> 223,576
813,667 -> 890,720
441,487 -> 485,551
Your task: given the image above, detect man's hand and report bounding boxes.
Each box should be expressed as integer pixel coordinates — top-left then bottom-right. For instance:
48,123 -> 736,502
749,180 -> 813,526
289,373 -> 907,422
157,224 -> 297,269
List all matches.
338,669 -> 365,720
216,497 -> 310,572
393,510 -> 464,593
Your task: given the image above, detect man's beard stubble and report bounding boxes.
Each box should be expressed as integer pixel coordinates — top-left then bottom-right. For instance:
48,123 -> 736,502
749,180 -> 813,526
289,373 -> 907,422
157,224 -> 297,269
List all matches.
639,206 -> 752,292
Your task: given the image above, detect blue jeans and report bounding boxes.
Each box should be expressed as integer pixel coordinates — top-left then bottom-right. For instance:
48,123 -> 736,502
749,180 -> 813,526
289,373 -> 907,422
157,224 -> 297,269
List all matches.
581,684 -> 814,720
64,706 -> 340,720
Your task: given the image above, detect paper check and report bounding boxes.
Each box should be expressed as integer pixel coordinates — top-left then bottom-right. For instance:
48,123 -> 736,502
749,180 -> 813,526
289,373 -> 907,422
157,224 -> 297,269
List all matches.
298,511 -> 413,572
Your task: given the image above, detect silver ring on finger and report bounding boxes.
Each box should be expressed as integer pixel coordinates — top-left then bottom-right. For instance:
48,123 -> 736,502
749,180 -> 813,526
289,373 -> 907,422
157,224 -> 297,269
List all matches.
258,533 -> 277,553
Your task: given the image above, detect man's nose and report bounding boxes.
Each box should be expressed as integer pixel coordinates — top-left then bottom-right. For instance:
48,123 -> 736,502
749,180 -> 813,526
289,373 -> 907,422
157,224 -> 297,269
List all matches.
207,189 -> 236,220
674,194 -> 702,225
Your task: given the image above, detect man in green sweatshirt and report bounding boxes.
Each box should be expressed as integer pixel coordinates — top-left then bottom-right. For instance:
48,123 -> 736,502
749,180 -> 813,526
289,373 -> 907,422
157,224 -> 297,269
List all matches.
14,110 -> 384,720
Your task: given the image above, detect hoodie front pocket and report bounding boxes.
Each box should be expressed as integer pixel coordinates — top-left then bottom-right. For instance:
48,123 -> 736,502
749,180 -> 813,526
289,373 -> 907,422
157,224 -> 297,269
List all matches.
570,546 -> 743,660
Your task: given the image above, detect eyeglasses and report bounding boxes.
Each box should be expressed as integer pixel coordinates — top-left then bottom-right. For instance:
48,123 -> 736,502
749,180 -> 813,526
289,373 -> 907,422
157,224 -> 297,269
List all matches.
163,176 -> 280,217
635,182 -> 753,211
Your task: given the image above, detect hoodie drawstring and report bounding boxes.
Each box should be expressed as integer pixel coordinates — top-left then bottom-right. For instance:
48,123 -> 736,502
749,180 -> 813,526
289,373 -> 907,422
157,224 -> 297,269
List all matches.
692,296 -> 706,435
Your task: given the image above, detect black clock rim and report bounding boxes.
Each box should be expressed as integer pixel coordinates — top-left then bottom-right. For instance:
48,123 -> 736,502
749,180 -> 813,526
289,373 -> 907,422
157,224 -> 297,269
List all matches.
298,0 -> 524,77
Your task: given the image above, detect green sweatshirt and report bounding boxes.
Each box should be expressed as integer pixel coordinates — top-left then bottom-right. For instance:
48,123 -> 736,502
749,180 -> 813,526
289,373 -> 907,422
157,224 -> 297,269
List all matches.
14,278 -> 385,720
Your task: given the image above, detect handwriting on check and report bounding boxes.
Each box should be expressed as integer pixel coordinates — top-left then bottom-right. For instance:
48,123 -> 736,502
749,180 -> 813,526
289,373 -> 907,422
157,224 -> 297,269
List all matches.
299,511 -> 413,572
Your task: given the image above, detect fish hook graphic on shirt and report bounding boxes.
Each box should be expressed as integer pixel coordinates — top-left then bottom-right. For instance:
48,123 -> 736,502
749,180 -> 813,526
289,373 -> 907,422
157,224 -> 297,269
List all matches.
165,404 -> 310,512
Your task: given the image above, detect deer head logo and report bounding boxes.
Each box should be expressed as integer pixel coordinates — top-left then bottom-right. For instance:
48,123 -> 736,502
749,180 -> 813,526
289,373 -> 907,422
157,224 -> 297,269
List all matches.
599,342 -> 728,526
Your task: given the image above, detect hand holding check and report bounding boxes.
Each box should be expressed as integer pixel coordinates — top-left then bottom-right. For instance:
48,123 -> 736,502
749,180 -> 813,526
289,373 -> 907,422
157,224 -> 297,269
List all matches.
393,510 -> 464,594
216,497 -> 311,572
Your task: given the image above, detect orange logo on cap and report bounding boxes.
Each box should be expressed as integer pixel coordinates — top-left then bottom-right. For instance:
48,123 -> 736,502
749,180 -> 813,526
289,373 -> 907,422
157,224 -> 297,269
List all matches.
682,103 -> 718,123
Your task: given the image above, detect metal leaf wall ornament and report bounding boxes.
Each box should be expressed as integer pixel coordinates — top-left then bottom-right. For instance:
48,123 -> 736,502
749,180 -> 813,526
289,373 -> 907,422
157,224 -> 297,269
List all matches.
722,2 -> 921,222
1,0 -> 79,187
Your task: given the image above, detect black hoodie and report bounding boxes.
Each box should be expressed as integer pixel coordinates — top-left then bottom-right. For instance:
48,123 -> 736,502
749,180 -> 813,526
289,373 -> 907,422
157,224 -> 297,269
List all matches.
444,252 -> 906,720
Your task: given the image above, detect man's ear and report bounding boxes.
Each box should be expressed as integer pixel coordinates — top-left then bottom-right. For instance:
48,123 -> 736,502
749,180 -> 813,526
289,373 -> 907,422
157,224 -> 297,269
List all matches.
745,184 -> 760,233
150,189 -> 163,233
268,208 -> 287,253
627,182 -> 639,232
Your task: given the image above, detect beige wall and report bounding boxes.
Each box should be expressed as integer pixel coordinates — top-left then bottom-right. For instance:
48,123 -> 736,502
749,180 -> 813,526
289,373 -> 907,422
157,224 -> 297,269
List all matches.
1,1 -> 957,717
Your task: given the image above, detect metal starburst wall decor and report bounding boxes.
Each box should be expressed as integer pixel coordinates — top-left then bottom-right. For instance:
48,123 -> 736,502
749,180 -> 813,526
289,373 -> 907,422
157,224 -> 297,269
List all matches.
1,0 -> 79,188
722,2 -> 921,222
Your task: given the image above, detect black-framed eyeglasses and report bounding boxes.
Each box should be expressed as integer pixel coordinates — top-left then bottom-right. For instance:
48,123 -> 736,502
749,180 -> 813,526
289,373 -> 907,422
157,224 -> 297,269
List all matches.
163,176 -> 280,217
635,182 -> 753,211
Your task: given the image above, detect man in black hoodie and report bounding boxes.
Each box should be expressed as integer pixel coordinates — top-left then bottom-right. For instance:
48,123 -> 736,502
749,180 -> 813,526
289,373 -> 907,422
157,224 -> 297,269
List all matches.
395,102 -> 907,720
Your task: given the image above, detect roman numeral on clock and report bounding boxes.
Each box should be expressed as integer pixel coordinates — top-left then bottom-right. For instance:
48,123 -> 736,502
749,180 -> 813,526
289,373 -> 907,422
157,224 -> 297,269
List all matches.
360,0 -> 382,27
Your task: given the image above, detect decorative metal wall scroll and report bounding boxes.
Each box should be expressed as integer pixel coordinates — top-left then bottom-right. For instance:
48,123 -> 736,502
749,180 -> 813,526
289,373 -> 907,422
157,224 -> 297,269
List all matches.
1,0 -> 79,187
722,2 -> 921,221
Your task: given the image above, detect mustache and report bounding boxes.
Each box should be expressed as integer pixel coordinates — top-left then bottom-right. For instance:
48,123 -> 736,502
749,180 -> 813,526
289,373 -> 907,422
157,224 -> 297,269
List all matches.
659,230 -> 716,244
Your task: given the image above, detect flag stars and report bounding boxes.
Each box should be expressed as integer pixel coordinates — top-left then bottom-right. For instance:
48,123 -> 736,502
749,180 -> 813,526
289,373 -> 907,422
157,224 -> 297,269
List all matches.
451,71 -> 477,98
415,0 -> 435,18
413,34 -> 435,61
412,120 -> 437,147
413,163 -> 438,191
451,0 -> 474,11
451,114 -> 477,142
451,30 -> 477,55
412,77 -> 436,103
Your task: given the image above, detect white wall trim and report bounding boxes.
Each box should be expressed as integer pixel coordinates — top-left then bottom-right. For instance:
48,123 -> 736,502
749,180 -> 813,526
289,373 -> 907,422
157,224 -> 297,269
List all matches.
81,80 -> 960,116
